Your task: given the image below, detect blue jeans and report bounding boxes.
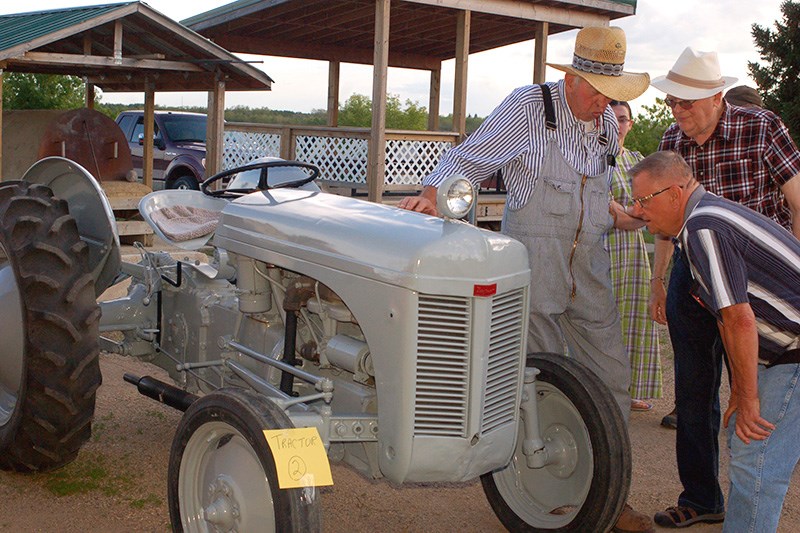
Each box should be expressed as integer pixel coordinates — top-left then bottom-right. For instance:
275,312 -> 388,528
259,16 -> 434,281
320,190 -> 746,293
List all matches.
666,249 -> 725,514
723,363 -> 800,533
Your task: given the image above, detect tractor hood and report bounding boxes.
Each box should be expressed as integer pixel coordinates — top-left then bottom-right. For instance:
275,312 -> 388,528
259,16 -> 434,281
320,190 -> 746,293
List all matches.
214,189 -> 530,296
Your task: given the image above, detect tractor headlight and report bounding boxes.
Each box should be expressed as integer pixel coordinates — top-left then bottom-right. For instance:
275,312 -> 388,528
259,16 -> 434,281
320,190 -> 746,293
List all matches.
436,174 -> 475,220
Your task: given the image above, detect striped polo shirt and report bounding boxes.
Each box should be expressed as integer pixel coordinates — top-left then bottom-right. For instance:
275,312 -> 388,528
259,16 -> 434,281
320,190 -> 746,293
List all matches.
423,79 -> 619,210
680,186 -> 800,364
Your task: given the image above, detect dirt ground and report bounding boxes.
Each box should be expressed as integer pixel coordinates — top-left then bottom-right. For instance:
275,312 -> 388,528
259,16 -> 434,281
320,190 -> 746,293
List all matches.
1,327 -> 798,532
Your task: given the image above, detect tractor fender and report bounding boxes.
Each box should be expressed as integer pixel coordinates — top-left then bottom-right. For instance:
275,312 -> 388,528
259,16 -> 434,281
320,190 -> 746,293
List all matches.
21,156 -> 121,295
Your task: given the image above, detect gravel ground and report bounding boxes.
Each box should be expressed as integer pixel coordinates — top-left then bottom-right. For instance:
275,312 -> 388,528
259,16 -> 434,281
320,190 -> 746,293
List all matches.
1,327 -> 798,532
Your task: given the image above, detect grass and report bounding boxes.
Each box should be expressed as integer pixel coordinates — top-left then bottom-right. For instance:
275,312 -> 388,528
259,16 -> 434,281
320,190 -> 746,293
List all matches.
32,410 -> 166,510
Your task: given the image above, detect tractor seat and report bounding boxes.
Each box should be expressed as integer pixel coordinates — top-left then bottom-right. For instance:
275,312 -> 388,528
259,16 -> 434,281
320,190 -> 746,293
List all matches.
139,190 -> 228,250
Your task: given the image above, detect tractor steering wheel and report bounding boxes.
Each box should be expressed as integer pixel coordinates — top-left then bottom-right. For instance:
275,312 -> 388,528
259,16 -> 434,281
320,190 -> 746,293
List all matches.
201,160 -> 320,199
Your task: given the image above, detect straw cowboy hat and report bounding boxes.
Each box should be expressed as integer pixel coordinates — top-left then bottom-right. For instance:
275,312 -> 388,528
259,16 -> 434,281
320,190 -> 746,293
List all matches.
651,47 -> 738,100
548,26 -> 649,102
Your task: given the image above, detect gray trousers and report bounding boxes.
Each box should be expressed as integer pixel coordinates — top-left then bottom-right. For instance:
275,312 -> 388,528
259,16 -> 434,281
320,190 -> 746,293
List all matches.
503,139 -> 631,422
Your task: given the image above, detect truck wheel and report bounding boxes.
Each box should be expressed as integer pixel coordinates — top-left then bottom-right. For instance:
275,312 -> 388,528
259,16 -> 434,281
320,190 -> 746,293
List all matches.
168,388 -> 321,533
481,352 -> 631,532
0,182 -> 101,472
172,175 -> 199,190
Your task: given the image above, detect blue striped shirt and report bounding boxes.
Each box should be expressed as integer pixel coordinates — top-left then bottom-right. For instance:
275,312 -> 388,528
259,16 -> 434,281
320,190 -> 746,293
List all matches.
423,80 -> 619,210
681,187 -> 800,364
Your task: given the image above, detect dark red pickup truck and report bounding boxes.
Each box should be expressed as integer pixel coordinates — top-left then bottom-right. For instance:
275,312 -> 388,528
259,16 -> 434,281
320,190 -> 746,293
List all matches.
115,111 -> 207,190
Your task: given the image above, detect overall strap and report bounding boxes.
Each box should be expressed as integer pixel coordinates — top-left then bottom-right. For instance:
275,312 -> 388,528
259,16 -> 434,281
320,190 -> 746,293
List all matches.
540,84 -> 557,131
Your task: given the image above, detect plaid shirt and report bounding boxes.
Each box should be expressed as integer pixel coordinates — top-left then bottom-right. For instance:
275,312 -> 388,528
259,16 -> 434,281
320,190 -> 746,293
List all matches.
659,103 -> 800,230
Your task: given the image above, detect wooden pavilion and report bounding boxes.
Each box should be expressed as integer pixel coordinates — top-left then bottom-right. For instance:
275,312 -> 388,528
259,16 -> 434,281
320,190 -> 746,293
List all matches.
184,0 -> 638,202
0,1 -> 274,184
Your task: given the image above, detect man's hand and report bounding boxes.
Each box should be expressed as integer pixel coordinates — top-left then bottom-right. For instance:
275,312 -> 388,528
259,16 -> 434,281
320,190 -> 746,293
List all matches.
649,280 -> 667,324
724,392 -> 774,444
609,200 -> 646,230
718,303 -> 774,444
649,237 -> 673,324
397,185 -> 438,216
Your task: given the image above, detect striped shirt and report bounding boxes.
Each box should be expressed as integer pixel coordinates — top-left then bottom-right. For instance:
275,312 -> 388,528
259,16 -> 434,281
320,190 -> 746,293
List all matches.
680,187 -> 800,364
659,103 -> 800,230
423,80 -> 619,210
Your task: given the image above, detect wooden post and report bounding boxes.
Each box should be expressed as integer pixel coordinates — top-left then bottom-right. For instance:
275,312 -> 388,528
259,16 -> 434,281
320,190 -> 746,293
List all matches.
279,126 -> 292,160
534,22 -> 549,84
85,82 -> 95,109
206,77 -> 226,178
143,80 -> 155,189
453,10 -> 470,139
368,0 -> 390,203
113,20 -> 123,65
428,65 -> 441,131
83,35 -> 94,109
327,61 -> 340,127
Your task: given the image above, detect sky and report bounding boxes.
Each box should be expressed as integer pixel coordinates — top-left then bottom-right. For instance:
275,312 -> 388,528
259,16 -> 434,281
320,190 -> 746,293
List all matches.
11,0 -> 790,118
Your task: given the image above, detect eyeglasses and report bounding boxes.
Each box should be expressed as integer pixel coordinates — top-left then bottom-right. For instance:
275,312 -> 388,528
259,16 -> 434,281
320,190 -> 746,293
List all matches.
617,117 -> 632,124
630,185 -> 673,208
630,179 -> 693,208
664,96 -> 696,110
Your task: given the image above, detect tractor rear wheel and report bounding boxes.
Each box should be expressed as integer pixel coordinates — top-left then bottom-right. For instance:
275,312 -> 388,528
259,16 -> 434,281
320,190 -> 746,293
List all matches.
0,181 -> 101,472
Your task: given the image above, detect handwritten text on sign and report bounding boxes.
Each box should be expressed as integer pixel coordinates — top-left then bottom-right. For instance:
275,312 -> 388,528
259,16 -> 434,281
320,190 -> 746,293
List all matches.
263,427 -> 333,489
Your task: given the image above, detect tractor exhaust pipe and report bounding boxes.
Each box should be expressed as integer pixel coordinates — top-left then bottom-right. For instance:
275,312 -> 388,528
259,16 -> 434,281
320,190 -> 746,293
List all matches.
123,373 -> 198,412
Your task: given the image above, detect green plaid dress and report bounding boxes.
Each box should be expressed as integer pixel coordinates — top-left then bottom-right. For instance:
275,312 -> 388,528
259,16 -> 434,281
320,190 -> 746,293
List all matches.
606,148 -> 662,399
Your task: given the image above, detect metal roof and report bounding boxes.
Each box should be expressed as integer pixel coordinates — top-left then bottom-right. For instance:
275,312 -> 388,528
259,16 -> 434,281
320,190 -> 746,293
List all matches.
0,3 -> 135,53
184,0 -> 638,70
0,2 -> 273,92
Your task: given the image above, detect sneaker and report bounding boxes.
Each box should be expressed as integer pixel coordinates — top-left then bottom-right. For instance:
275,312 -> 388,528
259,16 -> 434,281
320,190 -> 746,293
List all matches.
654,505 -> 724,528
613,503 -> 655,533
661,406 -> 677,429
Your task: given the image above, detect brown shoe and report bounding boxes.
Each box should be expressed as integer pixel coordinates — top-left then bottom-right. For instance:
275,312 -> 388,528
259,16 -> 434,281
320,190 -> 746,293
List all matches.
613,503 -> 655,533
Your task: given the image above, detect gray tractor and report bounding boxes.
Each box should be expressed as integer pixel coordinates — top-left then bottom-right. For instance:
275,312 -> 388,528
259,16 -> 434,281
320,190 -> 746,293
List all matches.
0,156 -> 630,532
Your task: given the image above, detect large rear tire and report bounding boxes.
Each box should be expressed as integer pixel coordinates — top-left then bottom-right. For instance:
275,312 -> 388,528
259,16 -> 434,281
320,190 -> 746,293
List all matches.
481,352 -> 631,531
0,182 -> 101,472
168,388 -> 322,532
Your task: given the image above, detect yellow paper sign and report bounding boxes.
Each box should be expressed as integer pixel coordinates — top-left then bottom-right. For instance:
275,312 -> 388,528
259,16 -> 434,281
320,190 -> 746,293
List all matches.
263,427 -> 333,489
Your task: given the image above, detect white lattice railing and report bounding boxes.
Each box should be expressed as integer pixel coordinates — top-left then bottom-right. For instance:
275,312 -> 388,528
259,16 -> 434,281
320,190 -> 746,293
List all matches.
222,123 -> 458,188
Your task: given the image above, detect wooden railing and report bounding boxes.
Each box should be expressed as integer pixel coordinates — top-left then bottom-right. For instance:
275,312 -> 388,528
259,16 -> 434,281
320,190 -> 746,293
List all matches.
222,123 -> 460,191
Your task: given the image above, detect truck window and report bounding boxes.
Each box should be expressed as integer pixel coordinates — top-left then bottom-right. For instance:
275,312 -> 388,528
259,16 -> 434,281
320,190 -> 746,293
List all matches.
162,115 -> 207,143
117,115 -> 136,139
131,118 -> 161,143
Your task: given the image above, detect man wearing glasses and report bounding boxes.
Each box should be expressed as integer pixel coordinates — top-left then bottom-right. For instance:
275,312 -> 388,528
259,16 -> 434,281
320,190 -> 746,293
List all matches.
629,151 -> 800,533
648,47 -> 800,528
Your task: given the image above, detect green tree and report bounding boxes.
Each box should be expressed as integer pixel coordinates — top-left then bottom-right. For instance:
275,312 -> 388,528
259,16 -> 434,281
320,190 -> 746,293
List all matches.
626,98 -> 674,156
749,0 -> 800,145
386,96 -> 428,130
2,73 -> 89,110
338,94 -> 373,127
338,93 -> 429,130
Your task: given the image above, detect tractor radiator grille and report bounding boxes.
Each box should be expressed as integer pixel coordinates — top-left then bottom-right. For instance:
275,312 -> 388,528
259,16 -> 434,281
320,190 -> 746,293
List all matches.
414,288 -> 526,438
414,294 -> 471,437
482,288 -> 526,434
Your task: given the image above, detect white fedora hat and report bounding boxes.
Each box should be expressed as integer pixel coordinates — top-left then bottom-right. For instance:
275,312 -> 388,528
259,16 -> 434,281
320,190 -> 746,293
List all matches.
548,26 -> 650,102
651,47 -> 738,100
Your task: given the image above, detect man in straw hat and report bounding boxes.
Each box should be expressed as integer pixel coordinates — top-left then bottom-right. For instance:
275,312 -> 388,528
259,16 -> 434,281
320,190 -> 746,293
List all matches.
628,150 -> 800,533
648,47 -> 800,529
400,25 -> 654,533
